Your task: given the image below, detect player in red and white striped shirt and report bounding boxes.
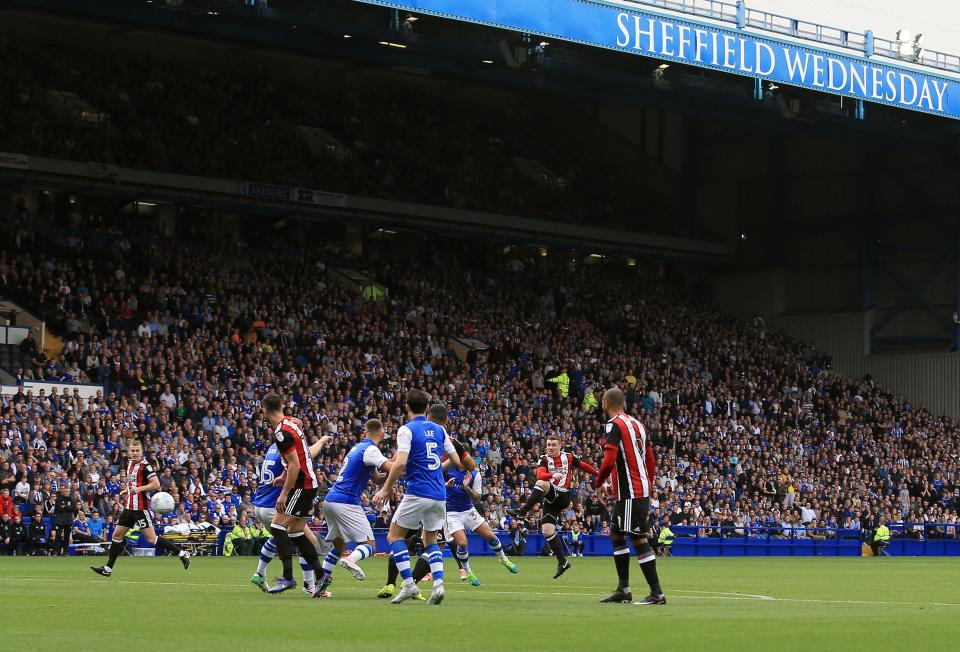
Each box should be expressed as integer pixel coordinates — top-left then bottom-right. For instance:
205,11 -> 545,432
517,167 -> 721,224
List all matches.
594,387 -> 666,605
261,392 -> 328,596
91,439 -> 190,577
507,434 -> 598,579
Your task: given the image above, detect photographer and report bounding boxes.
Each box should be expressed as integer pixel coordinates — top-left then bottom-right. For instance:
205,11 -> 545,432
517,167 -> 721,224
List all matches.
509,520 -> 527,557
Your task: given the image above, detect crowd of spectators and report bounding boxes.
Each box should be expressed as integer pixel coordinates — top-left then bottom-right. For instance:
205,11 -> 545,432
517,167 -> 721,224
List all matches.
0,34 -> 678,234
0,200 -> 958,556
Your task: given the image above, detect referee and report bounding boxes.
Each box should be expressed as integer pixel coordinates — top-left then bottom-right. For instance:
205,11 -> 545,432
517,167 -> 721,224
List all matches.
594,388 -> 666,605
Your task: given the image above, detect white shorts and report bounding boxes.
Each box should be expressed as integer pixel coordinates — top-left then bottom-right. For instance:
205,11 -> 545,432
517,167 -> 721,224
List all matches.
323,501 -> 374,543
446,508 -> 486,535
255,506 -> 277,529
393,495 -> 446,532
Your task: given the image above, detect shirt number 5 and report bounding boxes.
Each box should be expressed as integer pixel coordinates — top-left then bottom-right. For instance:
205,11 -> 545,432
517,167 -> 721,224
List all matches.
425,441 -> 441,471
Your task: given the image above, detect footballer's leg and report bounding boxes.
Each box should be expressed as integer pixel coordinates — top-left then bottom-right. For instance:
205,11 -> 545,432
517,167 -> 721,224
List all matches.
319,503 -> 345,592
141,524 -> 191,570
91,523 -> 128,577
451,529 -> 479,586
329,502 -> 374,581
543,522 -> 570,578
339,538 -> 374,581
632,534 -> 665,605
540,489 -> 570,578
266,513 -> 297,593
387,520 -> 421,603
508,479 -> 551,519
286,520 -> 327,599
251,507 -> 276,589
379,529 -> 420,598
422,527 -> 446,605
253,537 -> 278,589
300,526 -> 322,595
601,528 -> 633,603
474,522 -> 518,573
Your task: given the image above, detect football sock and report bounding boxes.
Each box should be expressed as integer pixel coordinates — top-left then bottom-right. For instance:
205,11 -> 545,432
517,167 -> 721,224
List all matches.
299,557 -> 315,587
155,536 -> 183,557
455,545 -> 471,573
390,540 -> 414,586
635,540 -> 662,595
413,555 -> 431,582
488,535 -> 507,561
426,543 -> 444,587
270,525 -> 294,580
348,543 -> 373,564
387,556 -> 400,585
546,533 -> 567,564
613,542 -> 631,591
257,538 -> 278,576
289,530 -> 323,576
322,549 -> 339,574
106,538 -> 125,569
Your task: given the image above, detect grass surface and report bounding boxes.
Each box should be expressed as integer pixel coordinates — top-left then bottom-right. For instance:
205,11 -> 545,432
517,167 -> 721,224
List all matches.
2,555 -> 959,650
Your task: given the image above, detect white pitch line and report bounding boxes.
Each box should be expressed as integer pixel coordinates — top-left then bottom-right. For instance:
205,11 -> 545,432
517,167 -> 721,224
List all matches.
6,576 -> 960,608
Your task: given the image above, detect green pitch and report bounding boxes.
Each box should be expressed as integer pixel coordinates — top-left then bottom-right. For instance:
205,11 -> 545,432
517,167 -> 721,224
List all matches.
2,556 -> 959,651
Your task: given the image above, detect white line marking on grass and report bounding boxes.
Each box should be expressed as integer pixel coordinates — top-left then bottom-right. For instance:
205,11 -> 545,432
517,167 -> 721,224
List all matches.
673,589 -> 775,600
7,577 -> 960,608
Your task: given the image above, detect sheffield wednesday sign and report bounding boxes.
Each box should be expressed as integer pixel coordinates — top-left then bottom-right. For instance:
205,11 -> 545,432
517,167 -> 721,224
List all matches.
355,0 -> 958,119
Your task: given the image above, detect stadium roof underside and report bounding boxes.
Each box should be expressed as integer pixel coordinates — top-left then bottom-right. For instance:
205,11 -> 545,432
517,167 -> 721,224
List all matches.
355,0 -> 960,122
0,155 -> 733,262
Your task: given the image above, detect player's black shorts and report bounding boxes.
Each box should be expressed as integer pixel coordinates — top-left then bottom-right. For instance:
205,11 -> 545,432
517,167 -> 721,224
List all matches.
283,488 -> 318,518
612,497 -> 650,537
118,509 -> 154,530
540,485 -> 572,527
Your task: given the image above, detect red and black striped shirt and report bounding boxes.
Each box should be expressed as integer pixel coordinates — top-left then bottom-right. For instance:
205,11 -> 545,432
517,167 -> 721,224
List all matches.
597,413 -> 655,500
273,417 -> 318,489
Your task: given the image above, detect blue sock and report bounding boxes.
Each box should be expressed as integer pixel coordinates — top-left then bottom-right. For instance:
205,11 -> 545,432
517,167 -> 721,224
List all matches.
390,540 -> 414,586
426,543 -> 444,586
256,538 -> 277,575
348,543 -> 373,563
299,556 -> 315,587
488,535 -> 507,560
455,545 -> 471,573
322,549 -> 339,574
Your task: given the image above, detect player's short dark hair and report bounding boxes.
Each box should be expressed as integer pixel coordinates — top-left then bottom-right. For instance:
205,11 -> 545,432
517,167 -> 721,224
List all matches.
262,393 -> 284,413
405,389 -> 429,414
603,387 -> 625,408
545,433 -> 561,443
365,419 -> 383,433
428,403 -> 448,424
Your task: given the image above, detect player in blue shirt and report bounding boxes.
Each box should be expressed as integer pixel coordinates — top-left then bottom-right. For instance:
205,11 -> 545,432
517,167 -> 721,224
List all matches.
312,419 -> 393,596
249,435 -> 332,595
373,390 -> 461,605
443,462 -> 519,586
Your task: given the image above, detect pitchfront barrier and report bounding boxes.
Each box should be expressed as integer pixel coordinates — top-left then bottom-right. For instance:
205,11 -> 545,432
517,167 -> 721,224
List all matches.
666,526 -> 862,557
55,521 -> 958,557
883,522 -> 960,557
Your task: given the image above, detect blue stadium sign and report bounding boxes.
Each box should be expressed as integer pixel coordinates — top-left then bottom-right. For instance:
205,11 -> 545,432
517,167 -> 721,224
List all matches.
356,0 -> 959,120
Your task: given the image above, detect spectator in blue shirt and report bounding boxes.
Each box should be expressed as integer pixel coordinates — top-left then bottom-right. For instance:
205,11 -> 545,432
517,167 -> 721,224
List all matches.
88,511 -> 106,542
71,512 -> 96,544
